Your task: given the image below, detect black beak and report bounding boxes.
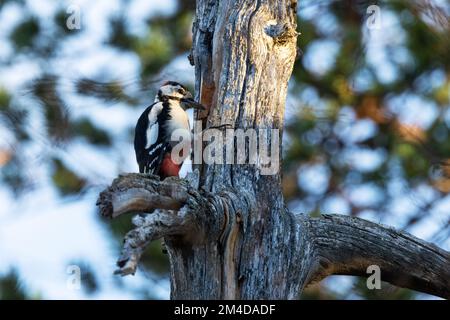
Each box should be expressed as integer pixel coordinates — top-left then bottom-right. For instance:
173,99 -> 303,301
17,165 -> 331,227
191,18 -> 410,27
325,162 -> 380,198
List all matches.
181,97 -> 206,110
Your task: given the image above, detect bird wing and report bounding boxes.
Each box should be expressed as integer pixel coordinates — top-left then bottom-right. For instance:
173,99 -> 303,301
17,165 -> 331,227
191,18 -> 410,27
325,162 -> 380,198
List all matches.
145,142 -> 169,174
134,102 -> 166,174
145,103 -> 163,149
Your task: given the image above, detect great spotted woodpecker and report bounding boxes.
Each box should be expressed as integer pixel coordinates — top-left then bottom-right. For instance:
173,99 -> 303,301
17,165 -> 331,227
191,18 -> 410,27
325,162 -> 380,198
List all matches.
134,81 -> 205,179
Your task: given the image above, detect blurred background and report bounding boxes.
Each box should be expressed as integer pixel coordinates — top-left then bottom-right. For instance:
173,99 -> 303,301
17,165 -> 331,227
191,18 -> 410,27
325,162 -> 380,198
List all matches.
0,0 -> 449,300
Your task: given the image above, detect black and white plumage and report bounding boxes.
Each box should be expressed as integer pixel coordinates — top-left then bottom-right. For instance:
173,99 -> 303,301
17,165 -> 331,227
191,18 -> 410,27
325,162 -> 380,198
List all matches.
134,81 -> 204,178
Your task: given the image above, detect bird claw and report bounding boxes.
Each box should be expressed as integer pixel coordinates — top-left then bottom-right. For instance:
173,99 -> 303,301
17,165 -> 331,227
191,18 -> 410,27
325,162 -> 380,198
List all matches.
142,173 -> 160,180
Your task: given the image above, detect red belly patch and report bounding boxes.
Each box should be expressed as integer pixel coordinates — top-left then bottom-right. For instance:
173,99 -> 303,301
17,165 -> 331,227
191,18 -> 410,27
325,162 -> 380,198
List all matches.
160,153 -> 182,178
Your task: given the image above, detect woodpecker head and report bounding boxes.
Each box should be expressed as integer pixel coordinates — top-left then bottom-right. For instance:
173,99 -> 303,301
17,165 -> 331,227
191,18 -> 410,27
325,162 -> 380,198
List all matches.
156,81 -> 205,111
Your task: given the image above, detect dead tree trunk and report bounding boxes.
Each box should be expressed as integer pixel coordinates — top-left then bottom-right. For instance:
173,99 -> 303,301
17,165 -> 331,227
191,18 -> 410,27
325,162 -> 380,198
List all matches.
97,0 -> 450,299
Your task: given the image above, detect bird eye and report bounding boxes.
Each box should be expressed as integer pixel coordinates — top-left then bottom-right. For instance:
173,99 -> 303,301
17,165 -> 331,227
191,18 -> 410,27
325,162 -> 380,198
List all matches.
177,88 -> 185,94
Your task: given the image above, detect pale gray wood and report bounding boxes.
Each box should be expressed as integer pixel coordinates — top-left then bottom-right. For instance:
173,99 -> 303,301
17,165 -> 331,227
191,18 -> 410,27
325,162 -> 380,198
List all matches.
299,214 -> 450,298
97,174 -> 450,299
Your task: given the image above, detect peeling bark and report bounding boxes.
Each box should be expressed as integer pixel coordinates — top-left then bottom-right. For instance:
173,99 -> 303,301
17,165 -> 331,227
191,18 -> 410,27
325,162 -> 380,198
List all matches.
97,0 -> 450,300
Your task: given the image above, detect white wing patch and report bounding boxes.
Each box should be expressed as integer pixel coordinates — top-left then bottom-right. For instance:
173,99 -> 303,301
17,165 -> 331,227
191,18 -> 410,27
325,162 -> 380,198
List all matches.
145,123 -> 158,149
145,103 -> 163,149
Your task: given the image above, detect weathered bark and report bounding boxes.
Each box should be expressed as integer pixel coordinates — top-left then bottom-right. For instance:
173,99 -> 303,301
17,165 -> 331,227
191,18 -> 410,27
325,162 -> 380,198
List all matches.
97,0 -> 450,300
300,215 -> 450,298
185,0 -> 299,300
98,175 -> 450,299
